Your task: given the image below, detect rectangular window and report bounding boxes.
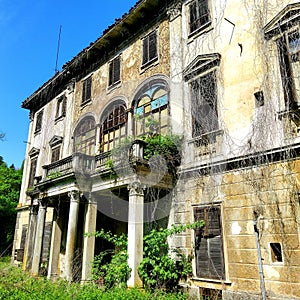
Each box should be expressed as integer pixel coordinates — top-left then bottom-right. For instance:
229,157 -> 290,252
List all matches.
142,30 -> 158,67
277,28 -> 300,110
34,110 -> 43,133
189,0 -> 211,35
194,206 -> 225,280
190,71 -> 218,137
270,242 -> 283,263
55,96 -> 67,119
51,146 -> 61,163
108,56 -> 121,87
28,157 -> 37,188
82,76 -> 92,104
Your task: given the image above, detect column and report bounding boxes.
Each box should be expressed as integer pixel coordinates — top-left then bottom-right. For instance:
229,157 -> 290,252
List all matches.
47,208 -> 62,279
23,204 -> 38,271
127,181 -> 145,288
65,190 -> 80,282
31,199 -> 47,276
81,194 -> 97,282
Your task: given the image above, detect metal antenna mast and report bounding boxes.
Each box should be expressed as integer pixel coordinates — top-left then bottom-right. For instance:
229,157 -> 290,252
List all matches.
55,25 -> 62,74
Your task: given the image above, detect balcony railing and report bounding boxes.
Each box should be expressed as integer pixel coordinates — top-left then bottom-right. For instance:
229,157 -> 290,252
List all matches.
42,152 -> 113,181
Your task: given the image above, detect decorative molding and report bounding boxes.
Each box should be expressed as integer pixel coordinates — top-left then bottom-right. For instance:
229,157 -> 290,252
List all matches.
167,1 -> 182,21
28,147 -> 40,157
128,181 -> 146,196
68,190 -> 80,203
183,53 -> 221,81
49,135 -> 63,147
264,3 -> 300,40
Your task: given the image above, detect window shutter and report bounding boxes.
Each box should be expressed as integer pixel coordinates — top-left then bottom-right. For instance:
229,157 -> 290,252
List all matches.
62,97 -> 67,116
207,206 -> 221,236
114,57 -> 120,83
55,100 -> 60,119
109,61 -> 114,86
209,235 -> 224,279
148,31 -> 157,61
196,237 -> 210,277
142,36 -> 149,65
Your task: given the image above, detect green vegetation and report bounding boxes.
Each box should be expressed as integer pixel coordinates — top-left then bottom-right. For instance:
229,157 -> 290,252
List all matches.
0,156 -> 22,255
91,223 -> 203,293
0,257 -> 188,300
138,223 -> 203,291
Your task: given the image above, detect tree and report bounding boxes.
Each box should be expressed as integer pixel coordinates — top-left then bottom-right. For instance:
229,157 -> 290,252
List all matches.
0,132 -> 5,141
0,156 -> 22,255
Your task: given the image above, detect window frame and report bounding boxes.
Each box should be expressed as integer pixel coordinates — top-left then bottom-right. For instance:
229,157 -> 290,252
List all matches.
133,81 -> 169,136
55,95 -> 67,120
81,76 -> 92,105
190,70 -> 219,138
141,30 -> 158,69
28,157 -> 38,188
34,110 -> 43,134
100,102 -> 128,153
193,205 -> 225,280
188,0 -> 211,37
74,116 -> 96,156
108,55 -> 121,88
264,3 -> 300,113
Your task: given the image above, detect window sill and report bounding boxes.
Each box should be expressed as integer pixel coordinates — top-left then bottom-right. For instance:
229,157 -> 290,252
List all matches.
81,99 -> 92,109
188,22 -> 213,43
54,115 -> 65,124
188,129 -> 223,145
191,277 -> 231,285
107,81 -> 121,94
140,57 -> 159,74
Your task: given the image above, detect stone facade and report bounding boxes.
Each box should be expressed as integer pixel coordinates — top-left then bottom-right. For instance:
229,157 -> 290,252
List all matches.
12,0 -> 300,299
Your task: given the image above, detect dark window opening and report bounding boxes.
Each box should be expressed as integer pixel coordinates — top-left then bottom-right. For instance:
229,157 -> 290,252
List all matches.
194,206 -> 225,280
190,71 -> 218,138
55,96 -> 67,120
34,110 -> 43,133
100,103 -> 127,152
109,56 -> 121,87
142,31 -> 158,67
277,28 -> 300,110
199,287 -> 222,300
82,76 -> 92,105
28,157 -> 37,188
270,242 -> 283,263
189,0 -> 211,35
51,146 -> 61,163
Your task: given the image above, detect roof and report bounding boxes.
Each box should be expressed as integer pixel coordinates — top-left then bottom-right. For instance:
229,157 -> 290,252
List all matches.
22,0 -> 172,111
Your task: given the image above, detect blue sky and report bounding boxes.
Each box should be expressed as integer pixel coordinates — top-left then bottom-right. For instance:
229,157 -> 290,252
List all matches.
0,0 -> 137,168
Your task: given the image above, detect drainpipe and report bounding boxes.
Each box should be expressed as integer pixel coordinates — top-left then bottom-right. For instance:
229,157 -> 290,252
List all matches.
253,216 -> 267,300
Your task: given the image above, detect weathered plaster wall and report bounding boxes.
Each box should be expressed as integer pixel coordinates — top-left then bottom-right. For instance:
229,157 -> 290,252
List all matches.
73,19 -> 170,135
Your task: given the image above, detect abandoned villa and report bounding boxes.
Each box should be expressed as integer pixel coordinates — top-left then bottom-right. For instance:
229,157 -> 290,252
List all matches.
12,0 -> 300,299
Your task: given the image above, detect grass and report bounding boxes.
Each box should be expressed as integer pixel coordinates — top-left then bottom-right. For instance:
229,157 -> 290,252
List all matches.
0,257 -> 188,300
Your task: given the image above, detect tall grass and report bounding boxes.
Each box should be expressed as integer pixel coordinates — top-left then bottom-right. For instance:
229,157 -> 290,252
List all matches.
0,257 -> 188,300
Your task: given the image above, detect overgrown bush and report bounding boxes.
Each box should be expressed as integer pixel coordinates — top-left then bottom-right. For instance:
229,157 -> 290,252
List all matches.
91,222 -> 203,292
138,223 -> 203,291
91,229 -> 130,289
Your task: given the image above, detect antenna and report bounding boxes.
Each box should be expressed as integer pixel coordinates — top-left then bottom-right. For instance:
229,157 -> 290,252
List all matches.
55,25 -> 62,74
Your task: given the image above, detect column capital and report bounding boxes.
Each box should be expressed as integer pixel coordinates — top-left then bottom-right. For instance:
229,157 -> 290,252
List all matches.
167,1 -> 182,21
38,199 -> 47,209
68,190 -> 80,203
30,205 -> 39,215
128,181 -> 146,196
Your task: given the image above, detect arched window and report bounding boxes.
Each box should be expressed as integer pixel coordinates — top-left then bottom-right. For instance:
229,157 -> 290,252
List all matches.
100,102 -> 127,152
133,81 -> 169,136
74,116 -> 96,155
